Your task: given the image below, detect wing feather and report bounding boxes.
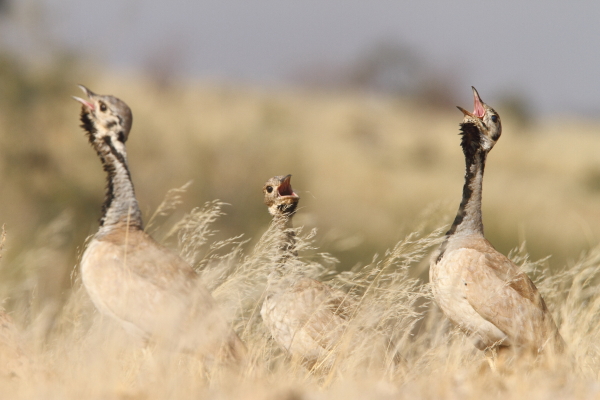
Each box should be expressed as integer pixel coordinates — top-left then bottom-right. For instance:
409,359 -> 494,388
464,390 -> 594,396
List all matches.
462,249 -> 561,351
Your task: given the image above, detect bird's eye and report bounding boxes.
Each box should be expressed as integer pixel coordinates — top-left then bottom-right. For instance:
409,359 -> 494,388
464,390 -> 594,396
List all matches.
491,115 -> 498,123
266,186 -> 273,193
99,102 -> 107,112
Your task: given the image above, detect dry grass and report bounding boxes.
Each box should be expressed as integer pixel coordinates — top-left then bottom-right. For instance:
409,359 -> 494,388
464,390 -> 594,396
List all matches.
1,68 -> 600,397
0,193 -> 600,399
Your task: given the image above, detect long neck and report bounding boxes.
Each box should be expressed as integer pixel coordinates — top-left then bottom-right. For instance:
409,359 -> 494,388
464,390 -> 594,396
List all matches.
264,212 -> 298,285
272,213 -> 297,262
447,124 -> 487,237
96,136 -> 143,233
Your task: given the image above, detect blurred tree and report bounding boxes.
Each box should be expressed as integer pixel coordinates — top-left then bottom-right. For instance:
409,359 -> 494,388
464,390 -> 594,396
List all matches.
292,39 -> 460,109
143,36 -> 187,92
346,40 -> 422,95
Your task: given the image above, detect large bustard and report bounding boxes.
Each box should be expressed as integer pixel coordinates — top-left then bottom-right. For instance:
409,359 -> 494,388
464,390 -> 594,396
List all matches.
73,86 -> 246,363
429,87 -> 564,357
259,175 -> 398,369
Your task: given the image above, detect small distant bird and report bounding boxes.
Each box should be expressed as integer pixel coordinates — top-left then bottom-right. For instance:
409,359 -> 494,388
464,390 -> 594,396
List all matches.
260,175 -> 353,367
429,87 -> 564,357
259,175 -> 397,369
73,86 -> 246,362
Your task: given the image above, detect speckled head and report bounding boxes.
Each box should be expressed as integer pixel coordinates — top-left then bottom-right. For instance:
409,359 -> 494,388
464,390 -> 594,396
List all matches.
457,87 -> 502,153
73,85 -> 133,146
263,175 -> 300,216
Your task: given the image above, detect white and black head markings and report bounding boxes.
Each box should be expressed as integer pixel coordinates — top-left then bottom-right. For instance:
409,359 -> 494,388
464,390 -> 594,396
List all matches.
457,86 -> 502,154
73,85 -> 140,228
73,85 -> 133,155
263,175 -> 300,216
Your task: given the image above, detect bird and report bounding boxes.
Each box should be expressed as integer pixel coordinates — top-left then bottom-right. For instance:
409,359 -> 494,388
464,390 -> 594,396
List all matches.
429,87 -> 564,360
259,175 -> 397,370
73,85 -> 246,363
259,175 -> 353,368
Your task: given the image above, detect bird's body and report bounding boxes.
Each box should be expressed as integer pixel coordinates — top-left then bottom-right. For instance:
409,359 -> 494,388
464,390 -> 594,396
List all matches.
431,235 -> 561,351
75,86 -> 245,362
262,276 -> 354,364
257,176 -> 403,369
259,175 -> 357,367
81,226 -> 217,340
429,88 -> 563,355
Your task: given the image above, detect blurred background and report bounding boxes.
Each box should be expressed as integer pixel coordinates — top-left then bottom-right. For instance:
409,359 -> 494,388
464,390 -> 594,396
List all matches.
0,0 -> 599,315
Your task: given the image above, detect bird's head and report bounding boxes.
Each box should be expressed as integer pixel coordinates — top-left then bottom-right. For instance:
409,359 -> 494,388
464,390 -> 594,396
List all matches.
73,85 -> 133,150
263,175 -> 300,217
457,87 -> 502,154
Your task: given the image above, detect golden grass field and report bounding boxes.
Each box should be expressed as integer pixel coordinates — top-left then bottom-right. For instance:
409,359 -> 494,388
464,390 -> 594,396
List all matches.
1,67 -> 600,398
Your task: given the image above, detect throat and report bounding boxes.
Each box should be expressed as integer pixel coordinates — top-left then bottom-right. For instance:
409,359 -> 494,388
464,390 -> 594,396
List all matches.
273,214 -> 297,257
267,214 -> 298,281
97,139 -> 143,232
446,149 -> 486,237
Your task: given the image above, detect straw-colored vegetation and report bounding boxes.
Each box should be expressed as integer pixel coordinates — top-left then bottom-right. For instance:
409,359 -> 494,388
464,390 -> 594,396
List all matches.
1,61 -> 600,398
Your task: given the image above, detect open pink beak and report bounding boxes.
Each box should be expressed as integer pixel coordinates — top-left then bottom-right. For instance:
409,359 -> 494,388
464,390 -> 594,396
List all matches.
278,175 -> 299,199
457,86 -> 485,119
72,84 -> 95,110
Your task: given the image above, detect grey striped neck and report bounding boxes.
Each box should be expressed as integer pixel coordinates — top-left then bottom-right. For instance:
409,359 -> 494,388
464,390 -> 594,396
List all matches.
82,111 -> 143,234
97,139 -> 143,234
447,121 -> 487,238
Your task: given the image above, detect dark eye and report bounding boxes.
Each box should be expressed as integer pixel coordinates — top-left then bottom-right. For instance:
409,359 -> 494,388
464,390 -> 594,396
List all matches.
99,102 -> 107,112
266,186 -> 273,193
491,115 -> 498,123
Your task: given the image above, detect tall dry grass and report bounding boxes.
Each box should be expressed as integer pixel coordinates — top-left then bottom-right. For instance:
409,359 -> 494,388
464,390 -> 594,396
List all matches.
0,188 -> 599,399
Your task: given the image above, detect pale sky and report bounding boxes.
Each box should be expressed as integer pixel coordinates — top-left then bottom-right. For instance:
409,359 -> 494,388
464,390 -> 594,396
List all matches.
3,0 -> 599,117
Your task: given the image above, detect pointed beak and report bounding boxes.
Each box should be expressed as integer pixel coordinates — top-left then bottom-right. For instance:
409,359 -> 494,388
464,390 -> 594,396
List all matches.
72,84 -> 95,110
457,87 -> 485,119
278,174 -> 299,199
471,86 -> 485,118
457,106 -> 474,117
